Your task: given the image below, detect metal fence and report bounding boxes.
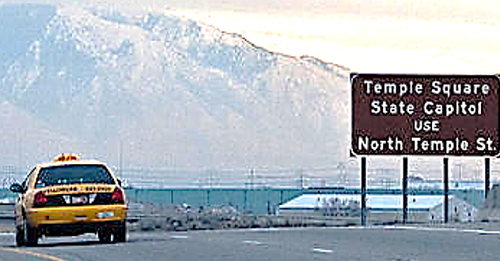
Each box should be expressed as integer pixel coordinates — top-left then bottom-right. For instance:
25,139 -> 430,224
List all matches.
3,159 -> 500,190
0,161 -> 496,216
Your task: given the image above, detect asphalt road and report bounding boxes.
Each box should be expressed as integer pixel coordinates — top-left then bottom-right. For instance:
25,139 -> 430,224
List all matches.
1,227 -> 500,261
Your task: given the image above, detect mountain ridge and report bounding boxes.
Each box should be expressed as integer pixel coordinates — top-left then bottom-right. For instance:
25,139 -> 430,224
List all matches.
0,3 -> 351,173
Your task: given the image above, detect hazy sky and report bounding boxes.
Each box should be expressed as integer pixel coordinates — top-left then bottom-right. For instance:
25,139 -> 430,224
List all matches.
3,0 -> 500,73
165,0 -> 500,73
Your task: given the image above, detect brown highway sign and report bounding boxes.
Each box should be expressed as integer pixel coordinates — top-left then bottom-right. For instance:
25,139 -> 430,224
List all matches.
351,74 -> 500,156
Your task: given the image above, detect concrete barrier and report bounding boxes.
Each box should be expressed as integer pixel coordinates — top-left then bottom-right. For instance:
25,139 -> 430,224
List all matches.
0,202 -> 393,232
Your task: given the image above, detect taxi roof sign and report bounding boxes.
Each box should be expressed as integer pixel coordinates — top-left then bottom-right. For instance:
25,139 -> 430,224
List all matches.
54,153 -> 81,162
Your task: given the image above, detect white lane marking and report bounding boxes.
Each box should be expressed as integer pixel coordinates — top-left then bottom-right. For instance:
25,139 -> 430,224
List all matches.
383,226 -> 456,231
0,232 -> 14,236
382,225 -> 500,235
199,226 -> 369,234
165,225 -> 500,236
170,235 -> 188,239
478,230 -> 500,235
312,248 -> 333,254
243,240 -> 262,245
461,229 -> 480,233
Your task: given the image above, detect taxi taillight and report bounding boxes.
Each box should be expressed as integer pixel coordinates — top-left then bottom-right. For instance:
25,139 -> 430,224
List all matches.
111,188 -> 125,204
34,191 -> 47,207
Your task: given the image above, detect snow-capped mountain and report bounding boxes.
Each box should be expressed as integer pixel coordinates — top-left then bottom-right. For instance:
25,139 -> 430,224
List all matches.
0,3 -> 350,171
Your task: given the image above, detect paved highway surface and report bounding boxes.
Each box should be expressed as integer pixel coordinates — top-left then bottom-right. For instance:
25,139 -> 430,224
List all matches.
1,227 -> 500,261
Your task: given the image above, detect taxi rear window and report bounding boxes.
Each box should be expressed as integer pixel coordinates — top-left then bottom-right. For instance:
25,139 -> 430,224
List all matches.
35,165 -> 114,188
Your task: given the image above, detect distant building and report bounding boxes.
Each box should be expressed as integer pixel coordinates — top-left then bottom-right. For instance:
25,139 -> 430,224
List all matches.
408,174 -> 425,182
279,194 -> 477,223
428,197 -> 477,222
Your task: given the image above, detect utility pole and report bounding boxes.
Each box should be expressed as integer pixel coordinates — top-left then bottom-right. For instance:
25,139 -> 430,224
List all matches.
119,140 -> 123,177
459,162 -> 462,184
251,169 -> 255,189
248,169 -> 255,189
18,129 -> 23,175
299,169 -> 304,189
209,169 -> 213,189
338,163 -> 347,185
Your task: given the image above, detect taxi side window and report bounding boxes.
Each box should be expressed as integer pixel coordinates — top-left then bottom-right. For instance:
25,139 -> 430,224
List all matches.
22,168 -> 36,192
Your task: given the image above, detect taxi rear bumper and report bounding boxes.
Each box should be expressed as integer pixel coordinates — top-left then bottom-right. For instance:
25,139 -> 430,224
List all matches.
26,204 -> 127,227
39,221 -> 124,237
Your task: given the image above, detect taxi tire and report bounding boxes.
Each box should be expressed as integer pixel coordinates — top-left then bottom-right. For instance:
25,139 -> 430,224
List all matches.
115,222 -> 127,243
98,228 -> 112,243
15,224 -> 25,247
23,217 -> 38,247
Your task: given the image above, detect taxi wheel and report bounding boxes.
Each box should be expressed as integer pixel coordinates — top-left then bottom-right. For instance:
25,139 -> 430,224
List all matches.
15,223 -> 25,247
98,228 -> 113,243
23,217 -> 38,247
115,222 -> 127,243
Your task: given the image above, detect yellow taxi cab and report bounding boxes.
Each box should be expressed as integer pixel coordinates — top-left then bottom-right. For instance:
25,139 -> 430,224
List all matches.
10,154 -> 127,246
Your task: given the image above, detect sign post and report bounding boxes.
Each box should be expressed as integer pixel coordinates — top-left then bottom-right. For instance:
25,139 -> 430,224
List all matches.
443,158 -> 449,223
361,157 -> 367,226
351,74 -> 500,225
402,157 -> 408,223
485,158 -> 491,199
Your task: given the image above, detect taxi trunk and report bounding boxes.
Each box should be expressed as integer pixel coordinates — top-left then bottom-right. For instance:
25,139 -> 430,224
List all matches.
27,184 -> 127,236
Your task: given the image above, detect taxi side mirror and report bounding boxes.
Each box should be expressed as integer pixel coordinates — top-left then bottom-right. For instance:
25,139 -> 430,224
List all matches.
10,183 -> 24,193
